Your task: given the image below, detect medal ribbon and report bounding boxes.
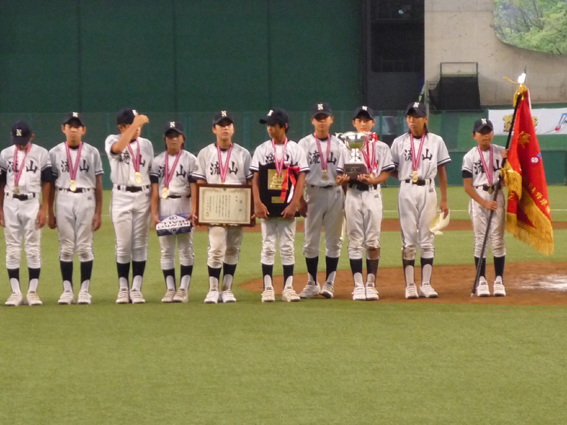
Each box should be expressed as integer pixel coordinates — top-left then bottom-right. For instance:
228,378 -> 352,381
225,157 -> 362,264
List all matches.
410,132 -> 427,177
361,133 -> 377,173
313,133 -> 331,175
127,140 -> 142,175
271,138 -> 288,176
216,142 -> 233,183
164,151 -> 183,190
280,165 -> 300,201
477,145 -> 494,186
65,141 -> 83,185
13,143 -> 32,188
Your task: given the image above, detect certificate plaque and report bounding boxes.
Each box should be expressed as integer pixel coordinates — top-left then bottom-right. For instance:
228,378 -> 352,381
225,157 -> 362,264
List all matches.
196,184 -> 254,226
259,165 -> 299,217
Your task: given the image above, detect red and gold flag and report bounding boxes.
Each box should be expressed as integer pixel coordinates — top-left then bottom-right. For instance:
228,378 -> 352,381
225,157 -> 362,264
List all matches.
504,86 -> 554,255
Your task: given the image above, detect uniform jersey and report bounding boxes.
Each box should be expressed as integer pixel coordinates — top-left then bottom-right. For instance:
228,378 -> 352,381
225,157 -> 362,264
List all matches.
192,143 -> 252,184
0,144 -> 51,193
250,140 -> 309,174
298,134 -> 344,186
390,132 -> 451,179
462,145 -> 505,187
364,140 -> 395,177
151,150 -> 198,197
50,142 -> 104,189
104,135 -> 154,186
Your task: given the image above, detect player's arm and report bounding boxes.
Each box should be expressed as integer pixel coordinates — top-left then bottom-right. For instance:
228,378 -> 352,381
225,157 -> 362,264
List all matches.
111,114 -> 149,154
47,181 -> 57,229
252,172 -> 269,219
150,183 -> 160,225
359,170 -> 390,185
463,177 -> 498,211
191,179 -> 205,226
437,165 -> 449,217
246,179 -> 257,221
92,174 -> 103,231
282,172 -> 306,220
0,171 -> 5,227
37,181 -> 50,228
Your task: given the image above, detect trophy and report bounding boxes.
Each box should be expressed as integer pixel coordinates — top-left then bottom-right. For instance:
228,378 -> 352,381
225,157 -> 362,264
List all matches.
336,132 -> 371,178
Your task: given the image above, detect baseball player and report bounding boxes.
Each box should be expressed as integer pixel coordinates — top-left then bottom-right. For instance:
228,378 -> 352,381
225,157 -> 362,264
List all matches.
48,112 -> 104,305
297,102 -> 345,299
463,118 -> 507,297
150,121 -> 197,303
105,108 -> 154,304
390,102 -> 450,299
336,106 -> 394,300
192,111 -> 253,304
0,120 -> 52,306
251,108 -> 308,303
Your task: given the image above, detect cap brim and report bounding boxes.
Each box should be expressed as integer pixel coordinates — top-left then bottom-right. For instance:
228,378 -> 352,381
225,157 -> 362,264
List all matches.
312,111 -> 332,118
63,118 -> 85,126
259,117 -> 283,125
164,129 -> 185,137
406,108 -> 427,117
353,111 -> 374,120
474,125 -> 493,133
12,136 -> 31,145
213,118 -> 234,125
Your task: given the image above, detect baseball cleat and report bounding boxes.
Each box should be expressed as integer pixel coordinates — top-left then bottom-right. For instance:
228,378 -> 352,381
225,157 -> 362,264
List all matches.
475,278 -> 490,297
405,284 -> 419,299
261,288 -> 276,303
116,289 -> 130,304
204,290 -> 219,304
282,288 -> 300,302
220,289 -> 237,303
299,282 -> 320,299
5,292 -> 24,307
352,286 -> 366,301
77,290 -> 92,305
419,283 -> 438,298
173,288 -> 189,303
320,282 -> 334,299
365,285 -> 379,301
493,282 -> 506,297
58,290 -> 75,305
26,291 -> 43,306
161,289 -> 176,303
130,289 -> 146,304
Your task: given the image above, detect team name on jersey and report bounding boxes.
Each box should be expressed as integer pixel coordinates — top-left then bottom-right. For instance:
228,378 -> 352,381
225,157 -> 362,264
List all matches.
209,160 -> 239,177
264,152 -> 297,167
59,159 -> 91,174
116,150 -> 147,167
155,163 -> 189,179
402,148 -> 433,162
306,151 -> 339,166
473,159 -> 501,175
6,159 -> 39,174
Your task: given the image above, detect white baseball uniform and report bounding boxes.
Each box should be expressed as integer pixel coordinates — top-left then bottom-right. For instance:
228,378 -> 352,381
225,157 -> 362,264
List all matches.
250,139 -> 309,266
0,144 -> 51,269
151,149 -> 197,270
105,135 -> 154,263
390,131 -> 451,259
50,142 -> 103,262
298,134 -> 345,259
462,144 -> 506,258
192,142 -> 253,269
344,140 -> 394,259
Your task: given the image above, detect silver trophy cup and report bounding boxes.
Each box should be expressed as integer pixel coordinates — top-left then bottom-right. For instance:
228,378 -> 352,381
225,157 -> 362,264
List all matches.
336,132 -> 370,178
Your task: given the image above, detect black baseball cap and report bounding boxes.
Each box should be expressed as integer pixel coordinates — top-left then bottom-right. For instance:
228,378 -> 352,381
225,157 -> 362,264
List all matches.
259,108 -> 289,126
163,121 -> 185,137
405,102 -> 427,117
473,118 -> 494,133
11,120 -> 33,145
213,110 -> 234,125
311,102 -> 333,118
116,108 -> 138,126
352,106 -> 375,120
63,111 -> 85,127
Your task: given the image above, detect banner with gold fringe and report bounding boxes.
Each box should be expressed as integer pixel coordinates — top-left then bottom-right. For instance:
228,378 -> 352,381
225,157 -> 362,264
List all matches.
504,85 -> 554,255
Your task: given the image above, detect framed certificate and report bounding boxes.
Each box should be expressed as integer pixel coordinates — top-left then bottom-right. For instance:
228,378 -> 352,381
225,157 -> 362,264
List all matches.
196,184 -> 254,226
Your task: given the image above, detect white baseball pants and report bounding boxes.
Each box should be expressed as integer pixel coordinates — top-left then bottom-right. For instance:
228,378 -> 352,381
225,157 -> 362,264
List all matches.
260,218 -> 296,265
207,226 -> 243,268
4,194 -> 42,269
158,196 -> 194,270
345,186 -> 383,260
469,188 -> 506,258
56,190 -> 96,262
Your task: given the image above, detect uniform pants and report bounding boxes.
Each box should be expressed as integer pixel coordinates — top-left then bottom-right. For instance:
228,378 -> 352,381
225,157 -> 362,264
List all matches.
345,186 -> 382,260
56,190 -> 96,262
158,196 -> 195,270
4,194 -> 42,269
469,188 -> 506,258
261,218 -> 296,265
207,226 -> 243,268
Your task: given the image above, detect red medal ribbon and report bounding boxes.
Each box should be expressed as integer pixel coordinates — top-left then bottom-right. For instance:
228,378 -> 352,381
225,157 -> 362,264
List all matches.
216,142 -> 233,183
280,165 -> 300,201
163,150 -> 183,190
65,141 -> 83,184
313,133 -> 331,175
410,132 -> 427,177
477,145 -> 494,186
13,143 -> 32,188
361,133 -> 377,173
271,138 -> 288,176
127,139 -> 142,174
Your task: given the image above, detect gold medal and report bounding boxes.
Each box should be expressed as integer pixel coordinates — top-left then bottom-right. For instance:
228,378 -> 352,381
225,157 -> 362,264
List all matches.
13,186 -> 19,194
135,172 -> 142,183
322,170 -> 328,181
70,181 -> 77,192
162,188 -> 169,199
488,185 -> 494,194
412,176 -> 418,183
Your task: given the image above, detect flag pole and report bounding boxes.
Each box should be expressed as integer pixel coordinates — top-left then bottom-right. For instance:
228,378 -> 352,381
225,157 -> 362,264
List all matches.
470,86 -> 524,297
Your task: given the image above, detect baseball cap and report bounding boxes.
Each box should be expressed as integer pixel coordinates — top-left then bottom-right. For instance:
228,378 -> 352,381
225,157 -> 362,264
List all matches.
259,108 -> 289,126
163,121 -> 185,136
63,111 -> 85,126
311,102 -> 333,118
213,110 -> 234,125
116,108 -> 138,126
352,105 -> 375,120
472,118 -> 494,133
11,120 -> 33,145
405,101 -> 427,117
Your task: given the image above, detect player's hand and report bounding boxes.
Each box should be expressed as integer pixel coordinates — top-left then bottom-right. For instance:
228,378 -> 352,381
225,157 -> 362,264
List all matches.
152,214 -> 161,226
36,209 -> 47,228
133,114 -> 149,128
299,199 -> 308,217
281,203 -> 297,220
439,200 -> 449,218
0,211 -> 4,227
484,200 -> 498,211
357,174 -> 372,184
47,214 -> 56,229
502,149 -> 509,159
191,212 -> 198,227
255,202 -> 269,219
92,213 -> 102,231
336,174 -> 350,185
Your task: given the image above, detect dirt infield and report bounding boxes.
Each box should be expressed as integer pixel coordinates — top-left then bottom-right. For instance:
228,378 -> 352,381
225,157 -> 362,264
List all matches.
241,262 -> 567,306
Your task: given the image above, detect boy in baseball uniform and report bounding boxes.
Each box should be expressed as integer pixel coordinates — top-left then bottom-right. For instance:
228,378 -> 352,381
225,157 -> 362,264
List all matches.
297,102 -> 345,299
48,112 -> 104,305
151,121 -> 197,303
105,109 -> 154,304
390,102 -> 450,299
192,111 -> 253,304
336,106 -> 394,301
462,118 -> 507,297
251,108 -> 308,303
0,120 -> 52,306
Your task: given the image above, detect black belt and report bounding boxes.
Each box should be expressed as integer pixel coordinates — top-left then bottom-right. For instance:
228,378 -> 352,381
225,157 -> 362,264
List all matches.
9,193 -> 36,201
58,187 -> 90,193
308,185 -> 335,189
349,183 -> 377,191
475,184 -> 495,192
403,178 -> 431,186
114,185 -> 149,192
167,195 -> 190,199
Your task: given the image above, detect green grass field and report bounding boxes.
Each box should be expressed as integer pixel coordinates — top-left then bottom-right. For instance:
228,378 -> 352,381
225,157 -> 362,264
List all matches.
0,186 -> 566,424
